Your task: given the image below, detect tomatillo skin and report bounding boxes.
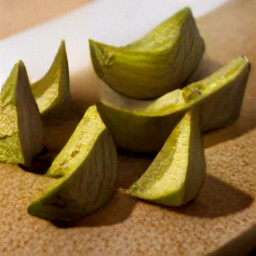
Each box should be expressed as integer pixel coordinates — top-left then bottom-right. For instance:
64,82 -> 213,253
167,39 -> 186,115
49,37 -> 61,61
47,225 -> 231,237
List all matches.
90,8 -> 205,99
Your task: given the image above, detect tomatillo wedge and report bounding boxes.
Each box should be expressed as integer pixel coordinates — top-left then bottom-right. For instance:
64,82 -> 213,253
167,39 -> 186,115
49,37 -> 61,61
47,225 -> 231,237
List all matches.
97,55 -> 250,153
89,7 -> 205,99
97,84 -> 186,153
31,41 -> 70,115
28,106 -> 117,223
126,110 -> 206,206
183,55 -> 250,131
0,61 -> 44,166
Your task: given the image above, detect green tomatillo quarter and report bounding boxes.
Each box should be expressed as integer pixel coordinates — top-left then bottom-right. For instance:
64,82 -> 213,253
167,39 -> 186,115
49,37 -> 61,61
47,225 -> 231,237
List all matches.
28,106 -> 117,223
90,7 -> 205,99
31,41 -> 71,116
0,61 -> 44,166
126,109 -> 206,206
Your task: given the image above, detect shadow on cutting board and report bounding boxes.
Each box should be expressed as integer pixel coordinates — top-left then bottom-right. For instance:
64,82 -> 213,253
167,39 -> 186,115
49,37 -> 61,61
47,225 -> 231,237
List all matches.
56,163 -> 253,228
67,190 -> 137,228
172,175 -> 253,219
117,155 -> 253,220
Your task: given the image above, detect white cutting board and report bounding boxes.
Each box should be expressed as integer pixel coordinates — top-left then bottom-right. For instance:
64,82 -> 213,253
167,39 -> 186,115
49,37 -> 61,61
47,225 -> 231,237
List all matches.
0,0 -> 228,88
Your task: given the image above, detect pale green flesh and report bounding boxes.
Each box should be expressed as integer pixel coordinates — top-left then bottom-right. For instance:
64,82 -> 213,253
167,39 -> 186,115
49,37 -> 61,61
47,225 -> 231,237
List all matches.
0,61 -> 44,165
0,106 -> 23,164
90,7 -> 205,99
127,110 -> 206,206
28,106 -> 117,222
99,82 -> 185,116
31,41 -> 70,115
47,106 -> 111,178
1,72 -> 19,144
97,56 -> 250,153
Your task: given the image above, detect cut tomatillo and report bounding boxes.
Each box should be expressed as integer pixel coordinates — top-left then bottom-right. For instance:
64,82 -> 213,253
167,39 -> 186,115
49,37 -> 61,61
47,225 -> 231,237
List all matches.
89,7 -> 205,99
28,106 -> 117,223
97,55 -> 250,153
0,61 -> 44,166
183,55 -> 250,131
31,41 -> 71,115
97,84 -> 186,153
126,110 -> 206,206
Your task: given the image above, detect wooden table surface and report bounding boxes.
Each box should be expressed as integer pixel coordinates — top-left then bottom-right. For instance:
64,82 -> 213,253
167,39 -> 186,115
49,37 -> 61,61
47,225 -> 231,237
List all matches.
0,0 -> 91,39
0,0 -> 256,255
